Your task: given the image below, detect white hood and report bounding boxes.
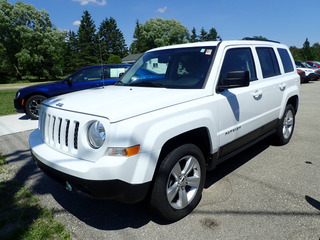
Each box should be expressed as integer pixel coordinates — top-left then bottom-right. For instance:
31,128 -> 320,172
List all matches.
43,86 -> 208,123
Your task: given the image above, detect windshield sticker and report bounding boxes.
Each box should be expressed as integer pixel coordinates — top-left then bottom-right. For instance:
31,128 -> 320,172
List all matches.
205,49 -> 212,55
200,48 -> 206,53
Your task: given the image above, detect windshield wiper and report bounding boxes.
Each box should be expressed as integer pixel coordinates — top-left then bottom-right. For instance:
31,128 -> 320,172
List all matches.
129,81 -> 166,88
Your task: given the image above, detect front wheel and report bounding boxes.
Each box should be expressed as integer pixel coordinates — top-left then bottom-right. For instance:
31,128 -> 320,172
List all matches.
150,144 -> 206,221
274,104 -> 295,145
25,95 -> 47,120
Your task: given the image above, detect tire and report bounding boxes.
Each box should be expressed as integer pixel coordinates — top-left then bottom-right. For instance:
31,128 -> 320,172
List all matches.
150,144 -> 206,221
25,95 -> 47,120
274,104 -> 295,145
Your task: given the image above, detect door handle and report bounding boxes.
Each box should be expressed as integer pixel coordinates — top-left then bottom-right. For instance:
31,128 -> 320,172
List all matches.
279,83 -> 286,91
252,90 -> 263,99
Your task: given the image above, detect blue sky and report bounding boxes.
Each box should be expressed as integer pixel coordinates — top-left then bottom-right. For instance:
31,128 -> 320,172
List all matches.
7,0 -> 319,49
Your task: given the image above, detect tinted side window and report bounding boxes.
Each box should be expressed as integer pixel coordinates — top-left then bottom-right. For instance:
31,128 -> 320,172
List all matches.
72,67 -> 102,82
103,67 -> 128,79
278,48 -> 294,73
256,47 -> 280,78
219,48 -> 257,82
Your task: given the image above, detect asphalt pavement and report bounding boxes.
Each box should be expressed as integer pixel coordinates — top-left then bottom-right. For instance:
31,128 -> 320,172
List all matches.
0,81 -> 320,240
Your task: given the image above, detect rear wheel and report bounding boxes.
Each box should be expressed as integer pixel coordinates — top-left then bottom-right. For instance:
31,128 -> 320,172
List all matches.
25,95 -> 47,120
274,104 -> 295,145
150,144 -> 206,221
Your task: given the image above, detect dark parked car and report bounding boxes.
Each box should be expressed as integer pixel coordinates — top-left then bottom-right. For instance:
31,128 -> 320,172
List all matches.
14,64 -> 130,119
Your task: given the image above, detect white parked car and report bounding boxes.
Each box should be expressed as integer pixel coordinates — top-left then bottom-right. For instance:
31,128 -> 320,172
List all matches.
30,39 -> 300,221
295,61 -> 319,81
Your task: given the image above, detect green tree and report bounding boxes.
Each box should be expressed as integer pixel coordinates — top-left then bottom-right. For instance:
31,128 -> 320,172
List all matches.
0,0 -> 64,80
130,18 -> 189,53
289,46 -> 302,60
301,38 -> 314,60
312,42 -> 320,60
107,54 -> 122,64
207,28 -> 221,41
130,20 -> 147,54
77,10 -> 98,68
253,36 -> 268,40
98,17 -> 127,62
62,30 -> 79,74
190,27 -> 198,43
199,27 -> 208,41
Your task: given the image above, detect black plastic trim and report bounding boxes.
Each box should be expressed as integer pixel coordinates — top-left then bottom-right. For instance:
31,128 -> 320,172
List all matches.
206,119 -> 279,170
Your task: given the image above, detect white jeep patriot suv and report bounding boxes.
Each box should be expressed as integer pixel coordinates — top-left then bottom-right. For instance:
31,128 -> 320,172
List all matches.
30,39 -> 300,221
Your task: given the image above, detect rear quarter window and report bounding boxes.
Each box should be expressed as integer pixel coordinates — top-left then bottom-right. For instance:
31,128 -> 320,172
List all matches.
277,48 -> 294,73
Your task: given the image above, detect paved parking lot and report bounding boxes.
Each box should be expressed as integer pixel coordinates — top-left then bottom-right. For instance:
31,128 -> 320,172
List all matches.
0,81 -> 319,239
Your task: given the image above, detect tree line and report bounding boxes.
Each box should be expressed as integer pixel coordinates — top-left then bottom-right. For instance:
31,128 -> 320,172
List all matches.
0,1 -> 223,82
1,1 -> 317,83
290,38 -> 320,61
0,1 -> 128,82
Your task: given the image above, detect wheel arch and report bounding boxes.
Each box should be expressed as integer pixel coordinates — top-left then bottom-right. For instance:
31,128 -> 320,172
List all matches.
287,95 -> 299,115
154,127 -> 212,181
23,92 -> 49,110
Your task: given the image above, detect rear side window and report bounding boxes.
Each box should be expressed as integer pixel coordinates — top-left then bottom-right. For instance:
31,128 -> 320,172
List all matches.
219,48 -> 257,82
256,47 -> 280,78
277,48 -> 294,73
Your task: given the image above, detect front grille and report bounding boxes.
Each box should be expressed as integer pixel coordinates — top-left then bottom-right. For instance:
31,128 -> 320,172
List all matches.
40,111 -> 80,154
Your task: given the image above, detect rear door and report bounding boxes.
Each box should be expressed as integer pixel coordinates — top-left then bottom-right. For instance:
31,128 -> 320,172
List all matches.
254,47 -> 292,130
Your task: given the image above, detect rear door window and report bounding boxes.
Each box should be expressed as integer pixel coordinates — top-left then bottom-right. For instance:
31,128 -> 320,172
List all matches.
256,47 -> 280,78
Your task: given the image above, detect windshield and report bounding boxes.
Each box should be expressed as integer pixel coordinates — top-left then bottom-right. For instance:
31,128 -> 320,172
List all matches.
117,46 -> 216,89
301,62 -> 313,68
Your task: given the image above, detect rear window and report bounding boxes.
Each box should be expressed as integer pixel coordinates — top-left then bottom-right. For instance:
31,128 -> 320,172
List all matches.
256,47 -> 280,78
277,48 -> 294,73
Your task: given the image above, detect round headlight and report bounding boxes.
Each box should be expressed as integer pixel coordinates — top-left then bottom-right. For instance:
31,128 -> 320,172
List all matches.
88,121 -> 106,149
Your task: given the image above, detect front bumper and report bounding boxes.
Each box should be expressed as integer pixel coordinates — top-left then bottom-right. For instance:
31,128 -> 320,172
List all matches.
14,97 -> 24,112
306,73 -> 318,81
29,130 -> 151,203
32,152 -> 150,202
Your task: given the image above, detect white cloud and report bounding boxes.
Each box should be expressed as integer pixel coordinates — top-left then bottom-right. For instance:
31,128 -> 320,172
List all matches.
73,20 -> 81,26
157,6 -> 167,13
72,0 -> 107,6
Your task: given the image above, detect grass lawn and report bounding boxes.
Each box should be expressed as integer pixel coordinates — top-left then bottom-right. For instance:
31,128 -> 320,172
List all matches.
0,89 -> 17,116
0,153 -> 71,240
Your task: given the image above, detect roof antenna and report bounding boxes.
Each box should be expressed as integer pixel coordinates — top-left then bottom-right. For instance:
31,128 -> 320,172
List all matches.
98,35 -> 105,87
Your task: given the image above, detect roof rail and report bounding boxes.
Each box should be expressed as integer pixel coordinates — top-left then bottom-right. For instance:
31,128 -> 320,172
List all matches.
242,37 -> 280,44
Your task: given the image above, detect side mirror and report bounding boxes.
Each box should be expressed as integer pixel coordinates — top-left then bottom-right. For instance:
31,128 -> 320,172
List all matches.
218,71 -> 249,91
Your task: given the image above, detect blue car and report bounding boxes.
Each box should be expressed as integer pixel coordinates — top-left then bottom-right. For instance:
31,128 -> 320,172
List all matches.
14,64 -> 130,119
